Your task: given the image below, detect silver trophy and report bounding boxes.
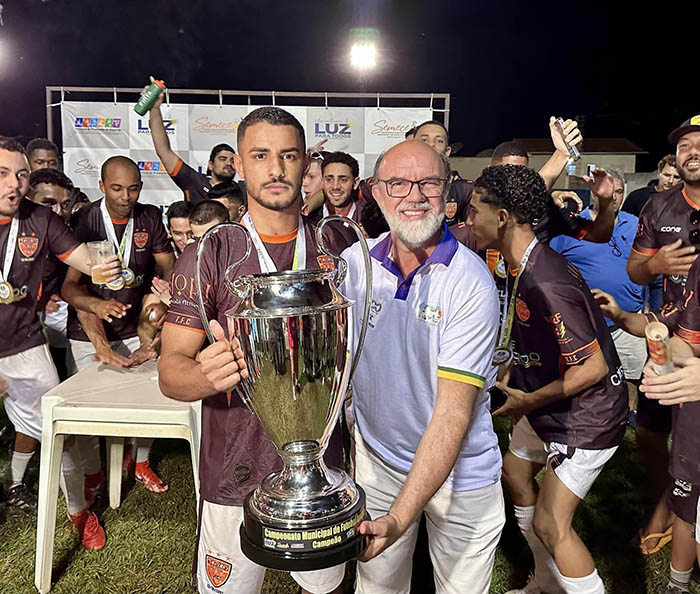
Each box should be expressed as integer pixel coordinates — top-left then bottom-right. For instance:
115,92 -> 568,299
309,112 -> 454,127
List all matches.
195,216 -> 372,571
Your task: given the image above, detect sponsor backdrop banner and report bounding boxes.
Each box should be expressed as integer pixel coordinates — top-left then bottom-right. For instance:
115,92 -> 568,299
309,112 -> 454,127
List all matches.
61,101 -> 432,207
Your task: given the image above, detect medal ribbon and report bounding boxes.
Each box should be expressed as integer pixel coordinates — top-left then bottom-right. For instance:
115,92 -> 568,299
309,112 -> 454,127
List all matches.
496,237 -> 538,352
100,199 -> 134,267
242,212 -> 306,272
0,216 -> 19,286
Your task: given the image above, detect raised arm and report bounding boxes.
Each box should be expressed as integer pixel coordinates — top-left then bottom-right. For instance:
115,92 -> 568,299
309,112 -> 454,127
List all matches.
627,240 -> 697,285
537,117 -> 583,191
146,87 -> 180,175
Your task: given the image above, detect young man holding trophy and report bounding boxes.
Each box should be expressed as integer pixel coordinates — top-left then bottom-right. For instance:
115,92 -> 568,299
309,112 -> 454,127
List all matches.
159,108 -> 353,594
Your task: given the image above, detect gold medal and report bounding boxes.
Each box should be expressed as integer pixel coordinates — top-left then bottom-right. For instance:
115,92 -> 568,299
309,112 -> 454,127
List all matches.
492,346 -> 513,367
106,276 -> 125,291
121,266 -> 135,286
0,281 -> 13,304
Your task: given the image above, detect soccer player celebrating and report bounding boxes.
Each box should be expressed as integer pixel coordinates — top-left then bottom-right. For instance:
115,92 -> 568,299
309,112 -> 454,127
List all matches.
159,107 -> 349,594
468,165 -> 628,594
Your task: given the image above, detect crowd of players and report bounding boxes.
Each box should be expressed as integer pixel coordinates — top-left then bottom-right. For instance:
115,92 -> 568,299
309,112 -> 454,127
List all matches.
1,89 -> 700,594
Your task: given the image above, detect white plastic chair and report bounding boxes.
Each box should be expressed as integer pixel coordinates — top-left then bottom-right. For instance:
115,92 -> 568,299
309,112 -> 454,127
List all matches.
34,362 -> 200,594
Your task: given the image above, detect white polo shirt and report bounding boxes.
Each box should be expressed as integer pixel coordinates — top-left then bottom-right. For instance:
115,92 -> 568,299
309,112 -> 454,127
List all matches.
342,226 -> 501,492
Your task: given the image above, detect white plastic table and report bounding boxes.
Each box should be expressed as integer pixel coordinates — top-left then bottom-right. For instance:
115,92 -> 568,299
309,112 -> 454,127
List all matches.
34,361 -> 201,594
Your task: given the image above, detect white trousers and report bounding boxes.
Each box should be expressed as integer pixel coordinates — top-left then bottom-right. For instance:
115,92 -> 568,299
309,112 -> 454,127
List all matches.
354,432 -> 505,594
196,500 -> 345,594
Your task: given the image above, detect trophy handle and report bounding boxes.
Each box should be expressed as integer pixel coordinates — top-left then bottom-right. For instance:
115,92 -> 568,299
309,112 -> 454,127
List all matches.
315,216 -> 373,388
195,222 -> 252,344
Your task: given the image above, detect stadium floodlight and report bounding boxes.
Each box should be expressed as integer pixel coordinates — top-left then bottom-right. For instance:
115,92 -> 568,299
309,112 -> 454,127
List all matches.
350,42 -> 376,69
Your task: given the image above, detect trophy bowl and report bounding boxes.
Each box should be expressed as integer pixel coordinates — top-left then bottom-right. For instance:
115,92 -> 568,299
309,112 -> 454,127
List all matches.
196,217 -> 372,571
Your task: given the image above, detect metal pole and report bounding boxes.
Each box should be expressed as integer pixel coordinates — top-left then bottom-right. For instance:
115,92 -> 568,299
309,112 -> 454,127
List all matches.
45,87 -> 53,143
443,94 -> 451,130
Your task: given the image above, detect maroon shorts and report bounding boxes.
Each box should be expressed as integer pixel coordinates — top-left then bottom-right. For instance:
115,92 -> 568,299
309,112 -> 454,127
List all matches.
668,477 -> 700,525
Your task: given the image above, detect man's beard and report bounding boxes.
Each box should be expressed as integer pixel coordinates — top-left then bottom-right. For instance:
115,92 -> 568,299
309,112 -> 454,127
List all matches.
214,169 -> 235,182
249,181 -> 299,212
382,201 -> 445,248
679,157 -> 700,185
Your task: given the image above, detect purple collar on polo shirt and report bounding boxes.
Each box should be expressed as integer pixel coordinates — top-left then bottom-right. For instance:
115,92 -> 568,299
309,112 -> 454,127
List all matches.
369,223 -> 458,301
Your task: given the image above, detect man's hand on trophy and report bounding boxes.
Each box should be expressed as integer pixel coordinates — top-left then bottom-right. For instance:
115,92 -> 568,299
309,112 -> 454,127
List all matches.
357,511 -> 405,562
199,320 -> 249,393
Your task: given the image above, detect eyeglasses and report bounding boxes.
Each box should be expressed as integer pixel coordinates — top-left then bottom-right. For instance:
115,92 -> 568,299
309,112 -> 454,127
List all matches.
377,177 -> 447,199
608,237 -> 622,257
690,210 -> 700,244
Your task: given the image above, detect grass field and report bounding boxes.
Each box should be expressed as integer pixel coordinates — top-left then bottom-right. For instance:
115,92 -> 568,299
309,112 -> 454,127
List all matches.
0,406 -> 697,594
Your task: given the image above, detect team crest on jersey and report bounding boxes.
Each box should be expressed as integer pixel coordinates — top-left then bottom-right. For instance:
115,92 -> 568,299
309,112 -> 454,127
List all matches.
205,554 -> 232,588
515,298 -> 530,322
545,312 -> 569,344
445,201 -> 457,219
317,254 -> 335,271
18,234 -> 39,258
417,302 -> 443,324
134,231 -> 149,249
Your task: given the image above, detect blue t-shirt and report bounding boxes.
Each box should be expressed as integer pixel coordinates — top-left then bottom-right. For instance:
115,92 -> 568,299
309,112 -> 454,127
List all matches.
550,209 -> 646,326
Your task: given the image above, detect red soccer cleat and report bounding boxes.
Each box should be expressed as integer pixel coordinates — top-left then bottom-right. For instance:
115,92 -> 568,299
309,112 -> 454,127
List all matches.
68,509 -> 106,550
134,461 -> 169,493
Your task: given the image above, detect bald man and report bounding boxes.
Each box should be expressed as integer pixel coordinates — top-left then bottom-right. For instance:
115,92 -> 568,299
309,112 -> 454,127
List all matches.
62,156 -> 175,501
341,140 -> 504,593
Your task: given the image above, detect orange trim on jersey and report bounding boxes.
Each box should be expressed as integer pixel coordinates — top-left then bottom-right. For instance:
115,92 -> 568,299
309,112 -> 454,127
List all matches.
486,250 -> 500,275
682,188 -> 700,211
259,228 -> 298,244
562,338 -> 600,360
684,290 -> 695,308
644,311 -> 660,324
631,246 -> 659,257
153,252 -> 173,257
111,217 -> 129,225
56,244 -> 79,262
169,158 -> 184,177
37,281 -> 43,303
163,320 -> 206,335
575,221 -> 592,241
184,190 -> 191,202
676,325 -> 700,344
0,217 -> 11,225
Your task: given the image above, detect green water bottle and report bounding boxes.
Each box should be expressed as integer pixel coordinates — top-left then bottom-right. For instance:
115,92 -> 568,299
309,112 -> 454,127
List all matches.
134,77 -> 166,115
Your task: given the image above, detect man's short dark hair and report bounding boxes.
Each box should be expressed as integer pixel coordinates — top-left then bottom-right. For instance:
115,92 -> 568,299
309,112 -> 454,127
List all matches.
29,168 -> 74,191
26,138 -> 59,157
100,155 -> 141,181
658,154 -> 677,172
321,151 -> 359,179
208,182 -> 246,206
491,141 -> 529,164
237,107 -> 305,147
414,120 -> 449,143
209,143 -> 236,163
189,200 -> 229,226
475,165 -> 548,225
404,127 -> 416,139
166,200 -> 194,224
0,136 -> 27,155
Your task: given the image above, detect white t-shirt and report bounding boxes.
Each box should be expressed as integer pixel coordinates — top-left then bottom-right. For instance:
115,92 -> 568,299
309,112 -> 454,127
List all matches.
342,227 -> 502,492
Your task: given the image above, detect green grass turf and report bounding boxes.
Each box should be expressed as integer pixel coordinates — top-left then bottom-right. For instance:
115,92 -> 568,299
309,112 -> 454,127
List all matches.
0,408 -> 697,593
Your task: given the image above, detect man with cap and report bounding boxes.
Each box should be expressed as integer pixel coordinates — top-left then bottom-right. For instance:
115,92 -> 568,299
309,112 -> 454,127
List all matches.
626,115 -> 700,555
145,87 -> 241,204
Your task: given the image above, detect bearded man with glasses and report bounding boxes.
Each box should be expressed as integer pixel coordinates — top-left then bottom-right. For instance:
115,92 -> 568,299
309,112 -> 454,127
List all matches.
340,139 -> 505,593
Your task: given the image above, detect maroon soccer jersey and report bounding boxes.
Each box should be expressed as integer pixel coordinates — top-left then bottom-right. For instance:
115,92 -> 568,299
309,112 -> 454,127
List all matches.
168,157 -> 243,205
508,242 -> 628,449
0,199 -> 80,358
445,178 -> 474,226
633,185 -> 698,305
165,217 -> 352,505
66,199 -> 173,342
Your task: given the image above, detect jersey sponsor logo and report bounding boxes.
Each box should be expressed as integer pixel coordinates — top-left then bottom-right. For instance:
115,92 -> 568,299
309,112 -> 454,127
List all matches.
367,299 -> 382,329
445,201 -> 457,219
18,234 -> 39,258
317,254 -> 335,271
74,117 -> 121,129
609,364 -> 625,387
515,298 -> 530,322
670,274 -> 687,286
172,273 -> 212,304
417,302 -> 442,324
512,350 -> 542,368
205,553 -> 232,588
660,226 -> 681,233
134,231 -> 149,249
544,312 -> 570,344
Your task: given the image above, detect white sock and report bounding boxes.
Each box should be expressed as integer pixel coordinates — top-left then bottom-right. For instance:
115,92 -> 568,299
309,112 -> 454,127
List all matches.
60,442 -> 86,516
77,436 -> 102,476
5,449 -> 34,488
559,570 -> 604,594
668,564 -> 692,592
514,504 -> 564,593
135,439 -> 153,464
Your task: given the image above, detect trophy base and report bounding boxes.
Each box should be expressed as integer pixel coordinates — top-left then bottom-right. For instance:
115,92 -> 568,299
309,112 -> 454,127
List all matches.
240,487 -> 368,571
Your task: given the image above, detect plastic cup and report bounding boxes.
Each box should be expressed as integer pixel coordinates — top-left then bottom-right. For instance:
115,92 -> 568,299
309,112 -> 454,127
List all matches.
88,240 -> 115,284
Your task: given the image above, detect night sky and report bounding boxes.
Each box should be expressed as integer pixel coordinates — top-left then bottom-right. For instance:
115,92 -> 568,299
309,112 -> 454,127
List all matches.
0,0 -> 694,170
